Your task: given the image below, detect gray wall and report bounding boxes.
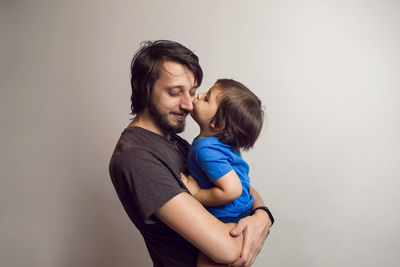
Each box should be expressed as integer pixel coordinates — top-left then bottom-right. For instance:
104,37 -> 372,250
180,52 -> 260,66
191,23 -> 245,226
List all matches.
1,0 -> 399,266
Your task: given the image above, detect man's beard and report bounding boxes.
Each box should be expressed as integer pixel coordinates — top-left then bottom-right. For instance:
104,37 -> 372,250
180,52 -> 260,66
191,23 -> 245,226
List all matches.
148,100 -> 186,134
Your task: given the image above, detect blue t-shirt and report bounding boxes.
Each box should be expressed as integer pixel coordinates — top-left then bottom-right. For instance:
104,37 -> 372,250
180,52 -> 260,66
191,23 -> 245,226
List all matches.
187,136 -> 254,218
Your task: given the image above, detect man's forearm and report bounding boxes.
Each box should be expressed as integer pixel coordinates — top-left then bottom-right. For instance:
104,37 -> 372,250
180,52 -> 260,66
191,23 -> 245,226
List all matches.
250,186 -> 273,227
229,186 -> 272,266
250,186 -> 264,209
156,192 -> 243,264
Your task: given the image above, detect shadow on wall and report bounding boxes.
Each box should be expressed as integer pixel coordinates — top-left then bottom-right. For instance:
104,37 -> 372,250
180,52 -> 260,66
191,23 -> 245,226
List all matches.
44,96 -> 152,266
57,170 -> 151,267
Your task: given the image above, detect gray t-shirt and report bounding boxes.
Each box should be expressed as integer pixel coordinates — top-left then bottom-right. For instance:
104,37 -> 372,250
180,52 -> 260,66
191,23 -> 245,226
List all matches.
109,126 -> 197,266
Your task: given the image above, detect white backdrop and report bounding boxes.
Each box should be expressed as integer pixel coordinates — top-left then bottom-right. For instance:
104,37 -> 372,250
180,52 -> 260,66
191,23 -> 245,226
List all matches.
1,1 -> 400,266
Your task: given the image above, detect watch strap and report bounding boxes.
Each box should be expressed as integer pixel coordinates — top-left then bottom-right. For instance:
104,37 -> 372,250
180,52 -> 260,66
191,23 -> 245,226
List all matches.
252,206 -> 274,226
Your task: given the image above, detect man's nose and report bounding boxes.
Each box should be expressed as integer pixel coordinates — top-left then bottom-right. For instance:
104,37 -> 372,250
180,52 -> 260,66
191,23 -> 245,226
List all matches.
180,92 -> 194,111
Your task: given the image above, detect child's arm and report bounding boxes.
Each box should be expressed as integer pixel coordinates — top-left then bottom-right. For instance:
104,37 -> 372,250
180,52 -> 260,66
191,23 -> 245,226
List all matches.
182,170 -> 242,206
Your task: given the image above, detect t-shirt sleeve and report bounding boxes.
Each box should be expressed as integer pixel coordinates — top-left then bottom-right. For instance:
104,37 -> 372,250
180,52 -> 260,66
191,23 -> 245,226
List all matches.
196,147 -> 233,182
111,148 -> 187,222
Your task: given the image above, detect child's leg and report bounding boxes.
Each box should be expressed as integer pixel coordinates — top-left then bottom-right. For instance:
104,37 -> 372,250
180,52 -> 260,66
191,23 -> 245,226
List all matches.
197,251 -> 229,267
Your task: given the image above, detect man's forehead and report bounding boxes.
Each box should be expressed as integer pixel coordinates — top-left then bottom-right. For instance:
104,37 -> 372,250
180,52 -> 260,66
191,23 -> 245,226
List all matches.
159,61 -> 197,88
161,61 -> 189,77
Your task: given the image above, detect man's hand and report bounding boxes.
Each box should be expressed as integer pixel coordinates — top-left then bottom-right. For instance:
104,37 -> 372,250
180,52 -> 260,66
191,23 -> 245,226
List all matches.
229,210 -> 271,266
180,173 -> 200,196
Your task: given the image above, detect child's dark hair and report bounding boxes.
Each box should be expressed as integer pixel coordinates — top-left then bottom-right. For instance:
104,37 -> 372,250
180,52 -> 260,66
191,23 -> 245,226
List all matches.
211,79 -> 264,151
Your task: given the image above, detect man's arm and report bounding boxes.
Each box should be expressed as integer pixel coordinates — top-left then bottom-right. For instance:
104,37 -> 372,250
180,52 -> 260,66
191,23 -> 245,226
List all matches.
155,187 -> 272,266
229,186 -> 272,267
155,192 -> 243,264
179,176 -> 271,265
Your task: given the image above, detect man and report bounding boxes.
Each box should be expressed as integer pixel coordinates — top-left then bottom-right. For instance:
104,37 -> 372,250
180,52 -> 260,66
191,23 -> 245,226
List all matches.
109,40 -> 273,266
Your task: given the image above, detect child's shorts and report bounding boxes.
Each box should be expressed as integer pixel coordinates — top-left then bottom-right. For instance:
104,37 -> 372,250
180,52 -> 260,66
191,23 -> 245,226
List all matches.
217,209 -> 251,223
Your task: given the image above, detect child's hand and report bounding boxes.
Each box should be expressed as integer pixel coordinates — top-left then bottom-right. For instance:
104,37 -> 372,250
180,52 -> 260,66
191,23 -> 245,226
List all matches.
180,173 -> 189,187
180,173 -> 200,197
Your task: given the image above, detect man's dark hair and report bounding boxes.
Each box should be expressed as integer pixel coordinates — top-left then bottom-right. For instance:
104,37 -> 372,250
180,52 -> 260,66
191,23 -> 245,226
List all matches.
211,79 -> 264,151
130,40 -> 203,115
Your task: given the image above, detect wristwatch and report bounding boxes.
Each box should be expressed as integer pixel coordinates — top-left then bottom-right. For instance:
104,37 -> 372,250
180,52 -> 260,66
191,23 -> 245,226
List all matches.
252,206 -> 274,226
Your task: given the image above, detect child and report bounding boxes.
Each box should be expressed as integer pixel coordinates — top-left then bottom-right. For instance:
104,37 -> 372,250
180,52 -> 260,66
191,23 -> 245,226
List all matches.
181,78 -> 264,266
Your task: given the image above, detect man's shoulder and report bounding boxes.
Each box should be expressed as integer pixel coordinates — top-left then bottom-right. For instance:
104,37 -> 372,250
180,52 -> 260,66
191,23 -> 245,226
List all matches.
111,126 -> 167,157
110,127 -> 160,171
111,145 -> 152,164
110,127 -> 188,174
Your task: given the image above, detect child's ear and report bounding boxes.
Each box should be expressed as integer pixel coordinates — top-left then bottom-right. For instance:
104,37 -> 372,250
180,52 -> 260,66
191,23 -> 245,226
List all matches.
210,121 -> 224,130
